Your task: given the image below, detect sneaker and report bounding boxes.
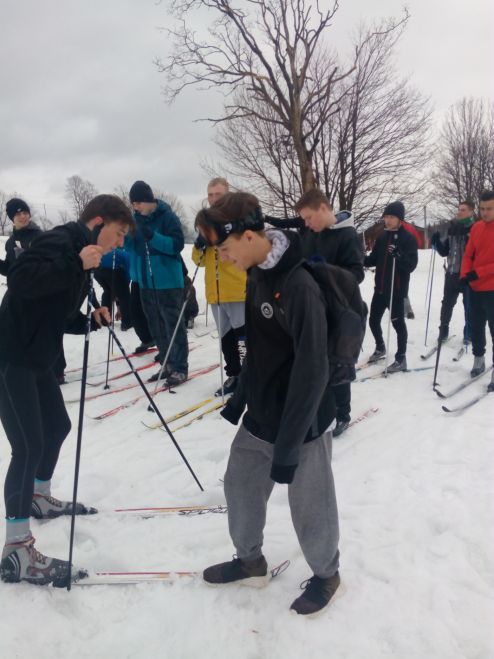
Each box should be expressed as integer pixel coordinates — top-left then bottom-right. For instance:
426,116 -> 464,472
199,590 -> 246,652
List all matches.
166,371 -> 188,387
31,494 -> 97,519
215,376 -> 238,397
0,535 -> 88,587
333,419 -> 350,437
368,346 -> 386,363
471,356 -> 485,378
203,555 -> 269,587
386,357 -> 407,373
487,369 -> 494,393
134,341 -> 155,354
290,572 -> 341,617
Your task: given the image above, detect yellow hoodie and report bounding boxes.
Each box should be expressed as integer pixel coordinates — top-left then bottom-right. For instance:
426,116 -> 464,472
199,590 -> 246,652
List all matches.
192,245 -> 246,304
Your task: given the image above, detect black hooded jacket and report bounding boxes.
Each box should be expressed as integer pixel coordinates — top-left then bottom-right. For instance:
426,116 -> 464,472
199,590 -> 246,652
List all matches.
0,221 -> 43,276
225,230 -> 335,470
364,225 -> 418,298
0,221 -> 99,371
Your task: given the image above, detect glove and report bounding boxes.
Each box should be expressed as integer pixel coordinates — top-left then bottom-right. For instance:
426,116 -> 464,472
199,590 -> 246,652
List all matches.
220,401 -> 243,425
463,270 -> 479,283
194,234 -> 207,251
140,225 -> 154,242
270,462 -> 297,484
387,243 -> 401,259
430,232 -> 441,248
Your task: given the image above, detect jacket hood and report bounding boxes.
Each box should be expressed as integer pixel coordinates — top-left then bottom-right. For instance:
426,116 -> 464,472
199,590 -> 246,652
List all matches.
256,228 -> 303,276
331,210 -> 355,230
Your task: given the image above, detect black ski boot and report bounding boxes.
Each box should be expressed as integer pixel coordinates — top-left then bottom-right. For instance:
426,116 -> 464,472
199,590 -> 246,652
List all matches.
386,356 -> 407,373
470,356 -> 485,378
333,419 -> 350,437
487,369 -> 494,393
368,346 -> 386,363
134,341 -> 155,354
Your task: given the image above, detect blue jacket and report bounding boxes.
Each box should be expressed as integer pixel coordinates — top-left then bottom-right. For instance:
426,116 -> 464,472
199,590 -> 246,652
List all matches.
125,199 -> 184,290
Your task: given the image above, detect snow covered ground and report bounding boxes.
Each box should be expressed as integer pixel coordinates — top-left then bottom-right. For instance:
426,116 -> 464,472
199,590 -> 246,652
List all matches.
0,243 -> 493,659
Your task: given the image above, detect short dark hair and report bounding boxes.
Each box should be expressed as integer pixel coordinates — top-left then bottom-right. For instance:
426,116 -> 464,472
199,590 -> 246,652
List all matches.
294,189 -> 332,213
459,199 -> 475,210
195,191 -> 260,229
80,194 -> 134,228
480,191 -> 494,203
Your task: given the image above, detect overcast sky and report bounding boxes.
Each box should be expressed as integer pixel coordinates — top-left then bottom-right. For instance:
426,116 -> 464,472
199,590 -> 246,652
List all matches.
0,0 -> 492,222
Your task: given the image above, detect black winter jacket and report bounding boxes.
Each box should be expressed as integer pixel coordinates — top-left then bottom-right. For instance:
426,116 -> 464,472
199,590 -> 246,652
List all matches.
433,219 -> 474,275
0,222 -> 43,276
224,230 -> 335,470
0,221 -> 99,371
364,225 -> 418,298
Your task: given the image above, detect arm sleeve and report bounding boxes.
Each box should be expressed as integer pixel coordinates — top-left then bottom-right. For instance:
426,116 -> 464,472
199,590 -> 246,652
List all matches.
460,233 -> 476,278
264,215 -> 305,230
396,234 -> 418,274
7,233 -> 84,299
192,245 -> 207,267
434,237 -> 449,257
272,283 -> 329,468
364,245 -> 378,268
337,231 -> 365,283
148,212 -> 184,256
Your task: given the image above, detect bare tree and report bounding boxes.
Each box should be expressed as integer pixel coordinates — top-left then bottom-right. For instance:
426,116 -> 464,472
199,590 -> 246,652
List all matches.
65,175 -> 98,217
434,98 -> 494,215
158,0 -> 408,195
0,190 -> 10,236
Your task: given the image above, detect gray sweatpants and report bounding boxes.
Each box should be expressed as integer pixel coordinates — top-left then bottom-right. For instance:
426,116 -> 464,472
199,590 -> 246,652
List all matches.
224,424 -> 340,578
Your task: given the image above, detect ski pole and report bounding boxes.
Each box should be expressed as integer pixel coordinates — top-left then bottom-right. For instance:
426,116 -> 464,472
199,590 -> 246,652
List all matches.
384,249 -> 397,379
93,304 -> 204,492
67,272 -> 94,590
432,329 -> 443,389
151,253 -> 204,393
424,248 -> 436,346
424,248 -> 434,310
103,250 -> 116,390
214,249 -> 225,404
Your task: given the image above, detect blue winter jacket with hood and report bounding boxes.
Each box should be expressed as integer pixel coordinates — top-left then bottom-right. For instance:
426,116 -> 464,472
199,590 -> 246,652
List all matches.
125,199 -> 185,290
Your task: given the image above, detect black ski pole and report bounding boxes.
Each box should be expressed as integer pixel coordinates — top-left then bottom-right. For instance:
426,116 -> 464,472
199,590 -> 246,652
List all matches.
214,249 -> 225,403
424,248 -> 436,346
103,250 -> 116,390
432,330 -> 443,389
93,301 -> 204,491
67,272 -> 94,590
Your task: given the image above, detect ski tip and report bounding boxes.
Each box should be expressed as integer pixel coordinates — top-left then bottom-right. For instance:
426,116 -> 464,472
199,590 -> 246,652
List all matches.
433,388 -> 445,398
441,405 -> 453,413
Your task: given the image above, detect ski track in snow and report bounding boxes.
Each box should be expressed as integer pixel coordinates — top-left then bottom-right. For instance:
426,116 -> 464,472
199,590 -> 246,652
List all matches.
0,240 -> 493,659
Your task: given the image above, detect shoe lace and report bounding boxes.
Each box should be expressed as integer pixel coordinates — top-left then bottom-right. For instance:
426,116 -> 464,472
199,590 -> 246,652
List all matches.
25,537 -> 47,565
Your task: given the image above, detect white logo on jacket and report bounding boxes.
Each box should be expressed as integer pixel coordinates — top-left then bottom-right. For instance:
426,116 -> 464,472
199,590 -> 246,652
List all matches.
261,302 -> 273,319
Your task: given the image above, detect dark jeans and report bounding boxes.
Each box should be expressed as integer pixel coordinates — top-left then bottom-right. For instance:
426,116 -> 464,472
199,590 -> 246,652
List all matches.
130,282 -> 153,344
369,292 -> 407,360
440,273 -> 471,342
94,268 -> 132,326
221,326 -> 246,377
469,290 -> 494,363
0,364 -> 71,519
140,287 -> 189,373
333,382 -> 351,422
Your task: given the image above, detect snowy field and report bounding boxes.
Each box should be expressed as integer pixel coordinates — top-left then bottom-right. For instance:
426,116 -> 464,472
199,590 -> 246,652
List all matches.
0,240 -> 493,659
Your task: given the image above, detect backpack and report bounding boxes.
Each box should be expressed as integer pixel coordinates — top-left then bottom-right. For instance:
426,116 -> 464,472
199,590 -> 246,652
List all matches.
281,260 -> 367,386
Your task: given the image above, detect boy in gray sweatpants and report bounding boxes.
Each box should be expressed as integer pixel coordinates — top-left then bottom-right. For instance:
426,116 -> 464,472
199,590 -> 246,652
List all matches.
195,191 -> 341,616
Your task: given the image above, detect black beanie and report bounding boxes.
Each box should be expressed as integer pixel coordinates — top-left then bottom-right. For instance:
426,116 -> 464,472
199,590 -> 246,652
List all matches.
6,198 -> 30,221
129,181 -> 155,203
382,201 -> 405,222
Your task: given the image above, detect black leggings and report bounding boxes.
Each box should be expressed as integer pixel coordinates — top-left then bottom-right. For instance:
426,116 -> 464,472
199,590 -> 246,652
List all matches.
0,364 -> 71,519
369,292 -> 407,360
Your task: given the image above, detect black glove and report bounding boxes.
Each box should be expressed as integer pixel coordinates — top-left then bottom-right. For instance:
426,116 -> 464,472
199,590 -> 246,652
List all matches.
220,402 -> 243,425
140,225 -> 154,242
464,270 -> 479,283
194,234 -> 207,251
387,243 -> 401,259
430,232 -> 441,248
270,462 -> 297,484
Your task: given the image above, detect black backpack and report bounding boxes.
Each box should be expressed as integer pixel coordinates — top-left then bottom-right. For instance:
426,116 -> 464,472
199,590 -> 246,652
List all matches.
281,260 -> 367,386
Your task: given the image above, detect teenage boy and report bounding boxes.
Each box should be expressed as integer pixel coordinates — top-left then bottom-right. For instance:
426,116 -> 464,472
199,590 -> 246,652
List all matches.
364,201 -> 418,372
0,198 -> 42,276
0,194 -> 134,586
460,191 -> 494,389
431,199 -> 476,344
125,181 -> 188,386
192,178 -> 247,396
292,190 -> 364,436
196,192 -> 341,617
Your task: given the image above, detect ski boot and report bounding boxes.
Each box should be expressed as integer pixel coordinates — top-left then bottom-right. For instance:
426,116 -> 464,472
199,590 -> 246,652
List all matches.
470,356 -> 485,378
386,357 -> 407,374
368,346 -> 386,363
31,494 -> 97,519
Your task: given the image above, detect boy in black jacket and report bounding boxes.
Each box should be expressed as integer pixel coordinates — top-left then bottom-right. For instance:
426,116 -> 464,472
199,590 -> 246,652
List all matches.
196,192 -> 340,617
0,198 -> 43,276
364,201 -> 418,372
0,194 -> 134,587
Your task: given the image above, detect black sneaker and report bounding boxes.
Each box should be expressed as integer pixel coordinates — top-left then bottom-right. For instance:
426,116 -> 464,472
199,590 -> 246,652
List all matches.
471,356 -> 485,378
386,357 -> 407,373
215,376 -> 238,397
134,341 -> 155,354
368,347 -> 386,363
333,419 -> 350,437
290,572 -> 341,616
203,556 -> 269,587
0,535 -> 88,587
166,371 -> 188,387
148,364 -> 172,382
31,495 -> 97,519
